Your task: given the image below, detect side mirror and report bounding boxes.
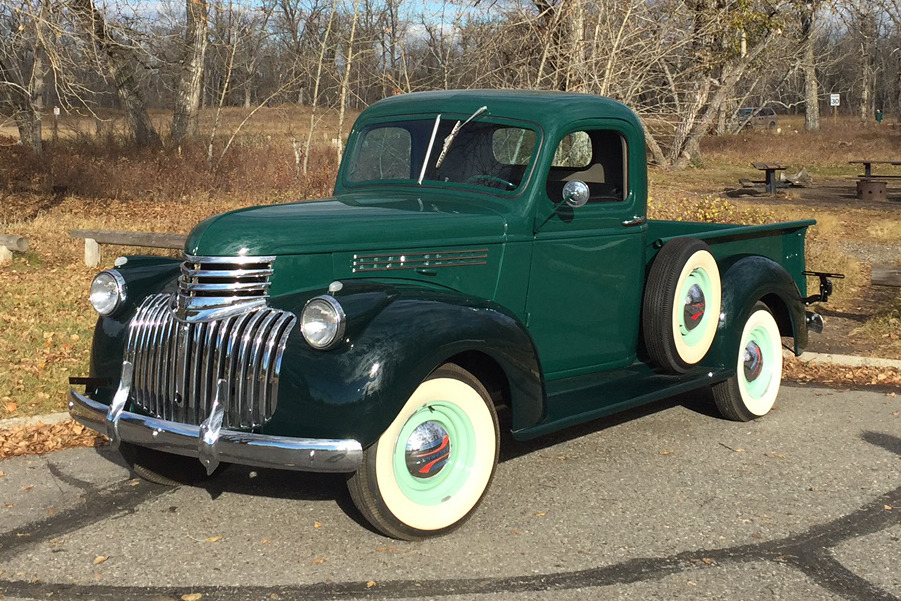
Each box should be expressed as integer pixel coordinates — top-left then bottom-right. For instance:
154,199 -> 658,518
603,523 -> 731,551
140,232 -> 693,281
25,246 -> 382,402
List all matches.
562,181 -> 589,208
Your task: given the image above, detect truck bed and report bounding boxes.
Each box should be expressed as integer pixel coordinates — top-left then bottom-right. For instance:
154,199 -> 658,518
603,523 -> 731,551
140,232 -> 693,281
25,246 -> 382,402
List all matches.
646,219 -> 815,296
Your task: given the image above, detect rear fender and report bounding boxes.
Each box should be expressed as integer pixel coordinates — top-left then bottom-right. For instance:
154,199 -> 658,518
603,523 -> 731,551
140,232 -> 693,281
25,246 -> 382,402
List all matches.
707,255 -> 807,369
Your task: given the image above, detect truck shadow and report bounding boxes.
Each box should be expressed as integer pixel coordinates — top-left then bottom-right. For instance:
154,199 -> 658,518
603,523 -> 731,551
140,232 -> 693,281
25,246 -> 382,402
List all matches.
497,387 -> 721,463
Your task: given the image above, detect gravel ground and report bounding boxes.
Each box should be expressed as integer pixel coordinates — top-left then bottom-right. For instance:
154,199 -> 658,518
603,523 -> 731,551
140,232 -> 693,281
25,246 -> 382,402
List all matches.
840,241 -> 901,265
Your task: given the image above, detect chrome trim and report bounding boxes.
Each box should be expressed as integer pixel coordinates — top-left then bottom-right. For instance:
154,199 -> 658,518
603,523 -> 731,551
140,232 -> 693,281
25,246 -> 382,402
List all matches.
68,387 -> 363,473
176,255 -> 276,323
91,270 -> 128,316
806,311 -> 824,334
106,361 -> 133,450
300,295 -> 346,350
352,248 -> 489,273
621,215 -> 647,227
127,294 -> 296,430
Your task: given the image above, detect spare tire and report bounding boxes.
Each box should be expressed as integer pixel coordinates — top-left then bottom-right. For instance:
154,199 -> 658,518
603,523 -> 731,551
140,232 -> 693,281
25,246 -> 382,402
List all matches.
643,237 -> 721,373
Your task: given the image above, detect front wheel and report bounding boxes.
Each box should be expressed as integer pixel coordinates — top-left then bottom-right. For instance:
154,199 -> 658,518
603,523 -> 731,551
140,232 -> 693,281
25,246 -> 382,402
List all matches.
347,364 -> 499,540
712,303 -> 783,421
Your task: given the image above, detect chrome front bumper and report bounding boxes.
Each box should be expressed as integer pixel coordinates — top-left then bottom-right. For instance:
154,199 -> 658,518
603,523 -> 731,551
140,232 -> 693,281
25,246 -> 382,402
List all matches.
68,363 -> 362,474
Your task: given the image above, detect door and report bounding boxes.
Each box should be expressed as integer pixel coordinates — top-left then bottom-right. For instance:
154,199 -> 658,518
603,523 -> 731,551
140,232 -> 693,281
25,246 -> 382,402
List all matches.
526,126 -> 646,378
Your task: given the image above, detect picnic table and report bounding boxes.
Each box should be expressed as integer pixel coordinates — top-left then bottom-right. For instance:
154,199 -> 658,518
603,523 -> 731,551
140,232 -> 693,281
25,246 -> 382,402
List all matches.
848,160 -> 901,200
750,162 -> 787,195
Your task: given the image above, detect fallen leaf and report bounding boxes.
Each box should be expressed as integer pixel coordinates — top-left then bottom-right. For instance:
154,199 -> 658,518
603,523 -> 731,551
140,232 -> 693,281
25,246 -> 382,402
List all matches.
885,505 -> 894,511
5,402 -> 17,413
181,594 -> 203,601
700,558 -> 714,565
0,470 -> 5,479
535,511 -> 546,517
375,546 -> 396,553
366,581 -> 377,588
659,450 -> 674,456
313,521 -> 322,529
127,479 -> 141,487
204,536 -> 222,543
93,555 -> 108,565
21,485 -> 34,492
313,558 -> 327,565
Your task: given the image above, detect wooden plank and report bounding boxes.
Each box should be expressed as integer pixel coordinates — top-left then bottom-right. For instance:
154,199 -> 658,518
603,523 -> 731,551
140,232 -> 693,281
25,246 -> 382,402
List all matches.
0,234 -> 29,252
69,229 -> 187,249
872,264 -> 901,287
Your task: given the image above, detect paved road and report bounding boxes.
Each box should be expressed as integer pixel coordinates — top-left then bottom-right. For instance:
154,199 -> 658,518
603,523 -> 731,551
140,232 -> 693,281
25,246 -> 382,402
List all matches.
1,385 -> 898,600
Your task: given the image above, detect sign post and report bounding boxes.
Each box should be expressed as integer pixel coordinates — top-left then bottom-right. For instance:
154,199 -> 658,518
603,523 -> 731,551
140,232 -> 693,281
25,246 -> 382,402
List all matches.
830,94 -> 840,125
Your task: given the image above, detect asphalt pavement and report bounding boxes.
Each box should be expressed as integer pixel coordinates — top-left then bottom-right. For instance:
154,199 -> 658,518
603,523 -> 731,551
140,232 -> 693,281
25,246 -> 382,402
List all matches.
0,384 -> 898,600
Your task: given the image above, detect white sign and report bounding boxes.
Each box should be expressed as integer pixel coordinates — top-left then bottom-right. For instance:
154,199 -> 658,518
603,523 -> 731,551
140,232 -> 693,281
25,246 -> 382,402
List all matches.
830,94 -> 840,107
53,106 -> 60,116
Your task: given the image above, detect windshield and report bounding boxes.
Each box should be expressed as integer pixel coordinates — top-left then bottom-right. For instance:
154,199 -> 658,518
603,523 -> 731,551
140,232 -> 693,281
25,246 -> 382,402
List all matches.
345,118 -> 538,192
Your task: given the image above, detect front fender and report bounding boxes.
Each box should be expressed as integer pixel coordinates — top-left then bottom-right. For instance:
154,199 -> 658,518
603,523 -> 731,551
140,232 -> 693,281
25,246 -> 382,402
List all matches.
88,256 -> 182,403
268,284 -> 544,447
707,255 -> 807,369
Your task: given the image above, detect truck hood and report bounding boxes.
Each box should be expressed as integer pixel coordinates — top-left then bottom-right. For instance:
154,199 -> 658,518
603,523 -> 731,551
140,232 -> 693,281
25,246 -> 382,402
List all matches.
185,194 -> 510,257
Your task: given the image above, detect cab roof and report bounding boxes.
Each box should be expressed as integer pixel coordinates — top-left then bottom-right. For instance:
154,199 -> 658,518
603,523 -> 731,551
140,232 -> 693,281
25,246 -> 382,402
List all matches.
359,89 -> 643,134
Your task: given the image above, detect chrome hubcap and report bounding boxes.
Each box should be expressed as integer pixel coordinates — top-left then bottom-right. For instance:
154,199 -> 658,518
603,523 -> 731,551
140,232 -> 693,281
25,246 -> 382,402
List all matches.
743,341 -> 763,382
683,283 -> 706,332
404,420 -> 451,479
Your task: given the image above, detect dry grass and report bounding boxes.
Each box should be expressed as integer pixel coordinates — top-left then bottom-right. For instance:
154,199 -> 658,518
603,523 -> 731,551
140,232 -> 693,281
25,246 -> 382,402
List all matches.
1,106 -> 899,421
702,115 -> 901,173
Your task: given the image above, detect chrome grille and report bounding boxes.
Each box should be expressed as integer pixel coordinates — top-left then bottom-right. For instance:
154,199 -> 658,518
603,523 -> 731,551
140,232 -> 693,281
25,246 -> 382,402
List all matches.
176,254 -> 276,322
126,294 -> 296,429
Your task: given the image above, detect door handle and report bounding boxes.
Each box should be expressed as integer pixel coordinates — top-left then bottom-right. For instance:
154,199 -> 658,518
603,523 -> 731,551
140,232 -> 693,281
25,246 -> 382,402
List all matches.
621,215 -> 647,227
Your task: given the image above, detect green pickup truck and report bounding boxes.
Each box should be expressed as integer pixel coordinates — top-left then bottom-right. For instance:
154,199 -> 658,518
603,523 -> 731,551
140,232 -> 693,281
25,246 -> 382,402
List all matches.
70,90 -> 835,540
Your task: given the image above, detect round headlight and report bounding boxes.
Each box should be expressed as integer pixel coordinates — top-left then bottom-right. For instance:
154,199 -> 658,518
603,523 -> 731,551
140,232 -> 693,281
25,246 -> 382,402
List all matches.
89,270 -> 126,316
301,295 -> 346,350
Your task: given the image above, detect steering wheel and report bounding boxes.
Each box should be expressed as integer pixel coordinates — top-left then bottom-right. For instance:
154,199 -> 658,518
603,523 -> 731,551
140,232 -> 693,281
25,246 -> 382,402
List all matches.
464,174 -> 516,190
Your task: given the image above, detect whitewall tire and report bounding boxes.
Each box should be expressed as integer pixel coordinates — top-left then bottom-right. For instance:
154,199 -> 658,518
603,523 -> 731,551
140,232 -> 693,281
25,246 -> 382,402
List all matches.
643,238 -> 722,373
347,364 -> 499,540
713,303 -> 784,421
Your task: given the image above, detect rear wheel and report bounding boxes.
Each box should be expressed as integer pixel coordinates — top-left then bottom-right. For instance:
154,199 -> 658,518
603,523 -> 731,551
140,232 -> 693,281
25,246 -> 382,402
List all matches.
712,303 -> 783,421
347,364 -> 499,540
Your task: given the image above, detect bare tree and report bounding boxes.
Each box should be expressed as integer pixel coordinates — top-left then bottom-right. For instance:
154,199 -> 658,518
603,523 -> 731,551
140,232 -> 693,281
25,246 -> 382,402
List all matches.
799,0 -> 821,131
0,1 -> 50,153
68,0 -> 160,147
171,0 -> 210,144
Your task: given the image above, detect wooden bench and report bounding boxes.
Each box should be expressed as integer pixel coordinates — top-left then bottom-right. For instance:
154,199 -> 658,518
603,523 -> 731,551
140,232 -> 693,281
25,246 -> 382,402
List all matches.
69,229 -> 187,267
0,234 -> 29,264
872,264 -> 901,288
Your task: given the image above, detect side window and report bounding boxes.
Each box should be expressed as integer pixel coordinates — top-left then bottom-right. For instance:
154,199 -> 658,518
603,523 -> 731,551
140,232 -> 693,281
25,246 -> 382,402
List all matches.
347,126 -> 412,182
546,129 -> 627,203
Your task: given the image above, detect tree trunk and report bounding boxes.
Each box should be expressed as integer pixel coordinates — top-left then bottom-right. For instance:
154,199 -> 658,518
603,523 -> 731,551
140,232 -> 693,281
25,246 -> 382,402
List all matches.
172,0 -> 209,145
336,0 -> 361,161
802,3 -> 820,132
69,0 -> 160,148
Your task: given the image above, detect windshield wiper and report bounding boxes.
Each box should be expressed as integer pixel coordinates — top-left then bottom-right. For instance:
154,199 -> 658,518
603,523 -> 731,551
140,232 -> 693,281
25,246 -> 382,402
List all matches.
435,106 -> 487,168
418,114 -> 442,185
